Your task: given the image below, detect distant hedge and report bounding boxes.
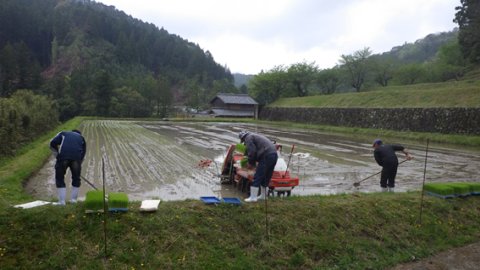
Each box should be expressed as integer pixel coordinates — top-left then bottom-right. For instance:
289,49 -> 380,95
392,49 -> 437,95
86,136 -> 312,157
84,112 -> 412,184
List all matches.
0,90 -> 59,157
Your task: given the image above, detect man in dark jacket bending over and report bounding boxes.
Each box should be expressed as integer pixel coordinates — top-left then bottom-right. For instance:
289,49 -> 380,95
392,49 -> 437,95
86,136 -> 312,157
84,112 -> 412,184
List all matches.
372,139 -> 412,192
239,131 -> 278,202
50,129 -> 86,205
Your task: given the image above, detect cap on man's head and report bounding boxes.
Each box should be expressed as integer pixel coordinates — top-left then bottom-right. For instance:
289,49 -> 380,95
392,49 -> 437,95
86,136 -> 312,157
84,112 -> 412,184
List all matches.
372,138 -> 382,146
238,130 -> 250,142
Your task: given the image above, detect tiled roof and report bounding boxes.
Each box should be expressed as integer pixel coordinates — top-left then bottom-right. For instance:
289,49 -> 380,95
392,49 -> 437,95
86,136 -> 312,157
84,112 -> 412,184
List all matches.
212,93 -> 258,105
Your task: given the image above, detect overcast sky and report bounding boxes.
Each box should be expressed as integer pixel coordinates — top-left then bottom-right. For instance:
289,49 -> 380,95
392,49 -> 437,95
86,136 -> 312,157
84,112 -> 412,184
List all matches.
96,0 -> 459,74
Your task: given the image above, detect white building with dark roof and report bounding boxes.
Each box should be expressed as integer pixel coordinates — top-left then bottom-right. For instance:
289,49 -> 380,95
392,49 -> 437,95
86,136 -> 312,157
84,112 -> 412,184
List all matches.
209,93 -> 258,118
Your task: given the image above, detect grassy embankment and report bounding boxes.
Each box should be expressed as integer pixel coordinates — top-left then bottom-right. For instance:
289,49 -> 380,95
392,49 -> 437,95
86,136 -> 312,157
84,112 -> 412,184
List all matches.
271,80 -> 480,108
265,79 -> 480,147
0,190 -> 479,269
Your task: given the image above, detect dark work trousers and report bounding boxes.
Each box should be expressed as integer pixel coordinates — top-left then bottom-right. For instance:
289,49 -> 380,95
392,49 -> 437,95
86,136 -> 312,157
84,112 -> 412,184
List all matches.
55,159 -> 82,188
380,164 -> 398,188
252,152 -> 278,188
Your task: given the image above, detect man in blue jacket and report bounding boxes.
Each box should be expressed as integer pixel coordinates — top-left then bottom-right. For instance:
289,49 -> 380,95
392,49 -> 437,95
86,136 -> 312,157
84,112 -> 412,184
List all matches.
50,129 -> 87,205
372,138 -> 412,192
239,130 -> 278,202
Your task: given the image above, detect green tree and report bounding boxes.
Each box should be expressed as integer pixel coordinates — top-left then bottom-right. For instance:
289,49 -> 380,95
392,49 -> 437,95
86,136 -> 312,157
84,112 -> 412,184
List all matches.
0,43 -> 17,96
110,87 -> 150,117
428,40 -> 466,81
239,84 -> 248,94
371,56 -> 395,87
286,62 -> 318,97
316,68 -> 341,94
339,47 -> 372,92
154,75 -> 172,118
454,0 -> 480,64
394,63 -> 426,85
248,66 -> 289,105
0,90 -> 58,157
93,70 -> 113,116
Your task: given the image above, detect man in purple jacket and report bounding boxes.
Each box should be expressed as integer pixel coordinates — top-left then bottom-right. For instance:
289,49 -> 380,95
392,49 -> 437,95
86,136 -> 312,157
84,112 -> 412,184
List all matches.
50,129 -> 86,205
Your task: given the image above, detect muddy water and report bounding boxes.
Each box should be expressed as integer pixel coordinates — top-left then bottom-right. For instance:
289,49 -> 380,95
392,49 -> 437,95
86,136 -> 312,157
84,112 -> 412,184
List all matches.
26,120 -> 480,202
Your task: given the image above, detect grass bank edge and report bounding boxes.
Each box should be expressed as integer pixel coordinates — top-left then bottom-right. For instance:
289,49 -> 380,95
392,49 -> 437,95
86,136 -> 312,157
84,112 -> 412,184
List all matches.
0,192 -> 479,269
269,80 -> 480,108
0,117 -> 85,205
258,119 -> 480,148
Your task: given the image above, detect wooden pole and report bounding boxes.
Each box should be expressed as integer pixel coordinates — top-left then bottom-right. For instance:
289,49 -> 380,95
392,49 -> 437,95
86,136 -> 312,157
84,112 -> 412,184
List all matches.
418,139 -> 429,224
102,157 -> 108,258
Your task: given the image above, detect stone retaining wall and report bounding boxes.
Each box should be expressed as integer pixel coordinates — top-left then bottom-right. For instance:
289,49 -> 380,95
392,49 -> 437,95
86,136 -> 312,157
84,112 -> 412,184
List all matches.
259,107 -> 480,135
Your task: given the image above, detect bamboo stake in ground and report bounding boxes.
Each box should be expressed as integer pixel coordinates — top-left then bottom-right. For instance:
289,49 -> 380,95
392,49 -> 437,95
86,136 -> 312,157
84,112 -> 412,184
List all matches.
418,139 -> 430,225
102,157 -> 108,259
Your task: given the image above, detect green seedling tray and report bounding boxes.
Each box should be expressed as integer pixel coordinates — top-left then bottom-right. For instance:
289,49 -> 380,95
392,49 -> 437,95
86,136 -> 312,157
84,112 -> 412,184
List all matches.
108,192 -> 129,210
235,143 -> 246,154
467,182 -> 480,194
424,183 -> 454,196
446,183 -> 471,196
85,190 -> 105,211
240,157 -> 248,168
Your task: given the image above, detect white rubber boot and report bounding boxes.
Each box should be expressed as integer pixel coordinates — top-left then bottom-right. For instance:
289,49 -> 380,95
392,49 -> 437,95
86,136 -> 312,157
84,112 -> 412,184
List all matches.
388,187 -> 395,193
57,188 -> 66,205
381,187 -> 388,192
257,186 -> 267,200
245,186 -> 259,202
70,186 -> 79,203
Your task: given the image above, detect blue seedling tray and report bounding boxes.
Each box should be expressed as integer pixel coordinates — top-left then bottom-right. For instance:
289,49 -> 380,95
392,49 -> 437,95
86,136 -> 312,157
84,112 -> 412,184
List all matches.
426,191 -> 456,199
200,196 -> 221,204
108,208 -> 128,213
222,197 -> 242,205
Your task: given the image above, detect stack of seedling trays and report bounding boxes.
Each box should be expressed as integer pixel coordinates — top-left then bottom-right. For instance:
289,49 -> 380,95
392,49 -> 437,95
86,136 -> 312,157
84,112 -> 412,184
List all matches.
424,182 -> 480,199
84,190 -> 129,213
200,196 -> 241,205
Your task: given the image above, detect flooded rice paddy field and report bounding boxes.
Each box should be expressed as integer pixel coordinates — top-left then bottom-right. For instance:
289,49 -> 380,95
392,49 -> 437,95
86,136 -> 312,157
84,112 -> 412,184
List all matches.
26,120 -> 480,201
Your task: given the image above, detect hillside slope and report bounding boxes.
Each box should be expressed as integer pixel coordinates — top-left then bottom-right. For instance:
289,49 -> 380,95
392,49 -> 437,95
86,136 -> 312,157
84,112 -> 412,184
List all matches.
270,76 -> 480,108
0,0 -> 234,118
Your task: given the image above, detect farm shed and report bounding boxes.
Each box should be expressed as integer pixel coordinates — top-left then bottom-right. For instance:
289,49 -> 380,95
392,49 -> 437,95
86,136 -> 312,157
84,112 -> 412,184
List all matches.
209,93 -> 258,118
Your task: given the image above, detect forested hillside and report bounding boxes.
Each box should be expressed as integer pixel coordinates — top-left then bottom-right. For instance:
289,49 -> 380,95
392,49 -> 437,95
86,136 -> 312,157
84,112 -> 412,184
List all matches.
0,0 -> 235,119
0,0 -> 238,157
379,30 -> 458,63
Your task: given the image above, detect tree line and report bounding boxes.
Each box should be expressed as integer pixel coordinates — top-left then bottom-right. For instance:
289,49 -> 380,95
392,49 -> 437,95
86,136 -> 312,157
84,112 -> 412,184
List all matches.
0,0 -> 237,120
248,0 -> 480,105
248,31 -> 471,105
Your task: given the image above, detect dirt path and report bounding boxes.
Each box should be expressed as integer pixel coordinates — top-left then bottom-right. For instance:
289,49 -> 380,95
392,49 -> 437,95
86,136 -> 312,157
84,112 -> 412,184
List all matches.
389,241 -> 480,270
